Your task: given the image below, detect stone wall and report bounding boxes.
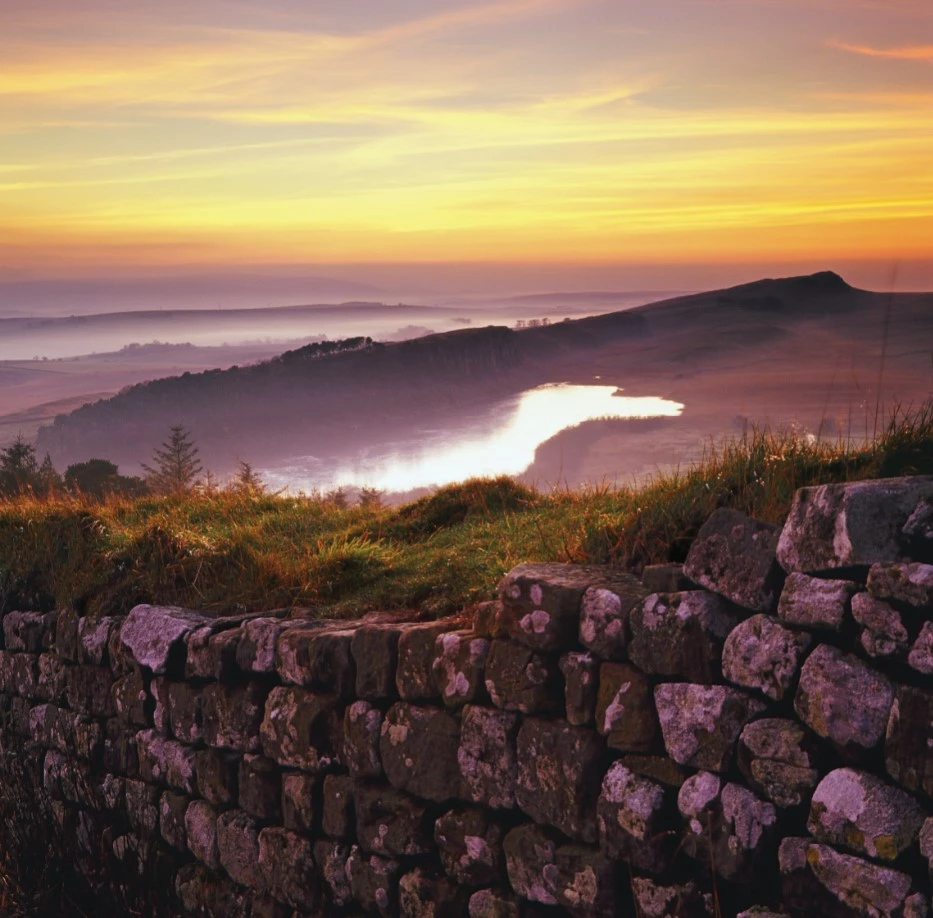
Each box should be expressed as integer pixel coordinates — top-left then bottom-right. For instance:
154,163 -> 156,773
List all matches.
0,475 -> 932,917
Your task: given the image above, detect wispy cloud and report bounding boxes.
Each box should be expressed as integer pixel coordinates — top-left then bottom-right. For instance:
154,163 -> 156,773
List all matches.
827,39 -> 933,62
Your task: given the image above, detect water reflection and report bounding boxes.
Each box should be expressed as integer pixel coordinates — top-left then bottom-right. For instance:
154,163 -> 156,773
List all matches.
262,384 -> 684,494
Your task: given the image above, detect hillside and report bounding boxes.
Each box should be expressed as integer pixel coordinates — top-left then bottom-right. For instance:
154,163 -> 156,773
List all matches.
35,272 -> 933,481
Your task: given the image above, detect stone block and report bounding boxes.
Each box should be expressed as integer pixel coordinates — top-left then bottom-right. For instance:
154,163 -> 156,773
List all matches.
314,839 -> 353,909
458,704 -> 521,810
276,623 -> 356,698
322,773 -> 355,838
737,718 -> 821,808
794,644 -> 894,757
595,662 -> 656,752
238,754 -> 282,822
201,680 -> 266,752
236,616 -> 287,674
346,845 -> 402,917
216,808 -> 262,888
503,823 -> 561,906
484,639 -> 562,714
597,763 -> 675,874
515,718 -> 604,843
160,790 -> 190,851
260,685 -> 342,771
499,562 -> 639,652
433,631 -> 490,708
655,683 -> 766,773
629,590 -> 740,683
126,778 -> 160,836
578,577 -> 649,660
777,572 -> 858,631
852,593 -> 909,659
120,604 -> 211,674
4,610 -> 56,653
0,650 -> 38,696
77,615 -> 121,665
282,771 -> 319,832
396,621 -> 457,701
551,844 -> 619,916
631,878 -> 713,918
65,664 -> 116,717
722,614 -> 812,701
886,684 -> 933,797
868,561 -> 933,609
185,799 -> 221,869
559,651 -> 599,727
195,747 -> 239,806
908,622 -> 933,674
111,669 -> 149,727
352,623 -> 403,701
185,624 -> 241,680
343,700 -> 383,778
467,889 -> 520,918
103,717 -> 139,776
380,702 -> 462,803
642,563 -> 692,594
259,828 -> 321,910
617,754 -> 688,789
36,652 -> 66,702
355,783 -> 433,857
136,728 -> 198,794
435,806 -> 506,887
55,607 -> 80,661
776,476 -> 933,573
398,867 -> 471,918
472,600 -> 507,639
167,680 -> 203,744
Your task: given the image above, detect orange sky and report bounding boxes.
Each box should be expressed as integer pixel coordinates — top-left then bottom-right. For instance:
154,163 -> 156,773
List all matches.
2,0 -> 933,290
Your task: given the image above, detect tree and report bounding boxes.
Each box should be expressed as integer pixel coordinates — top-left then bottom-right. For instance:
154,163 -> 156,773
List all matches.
64,459 -> 148,500
230,460 -> 265,495
142,425 -> 204,495
0,437 -> 40,497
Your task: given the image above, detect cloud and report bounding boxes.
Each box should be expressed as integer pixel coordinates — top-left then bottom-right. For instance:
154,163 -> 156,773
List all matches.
827,39 -> 933,62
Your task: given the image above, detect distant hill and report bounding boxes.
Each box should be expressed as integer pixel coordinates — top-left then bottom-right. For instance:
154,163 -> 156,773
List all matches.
36,272 -> 933,481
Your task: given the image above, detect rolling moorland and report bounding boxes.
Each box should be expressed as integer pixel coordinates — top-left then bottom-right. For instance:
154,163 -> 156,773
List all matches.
33,272 -> 933,493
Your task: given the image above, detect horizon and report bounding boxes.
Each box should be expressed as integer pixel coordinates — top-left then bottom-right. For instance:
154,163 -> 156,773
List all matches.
3,0 -> 932,294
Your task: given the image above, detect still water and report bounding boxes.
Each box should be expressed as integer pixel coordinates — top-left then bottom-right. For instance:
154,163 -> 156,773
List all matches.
262,383 -> 684,494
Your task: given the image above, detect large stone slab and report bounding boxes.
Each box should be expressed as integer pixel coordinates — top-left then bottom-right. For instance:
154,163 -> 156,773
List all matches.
794,644 -> 894,757
515,718 -> 604,843
684,508 -> 784,612
120,605 -> 210,674
629,591 -> 740,683
776,476 -> 933,573
722,614 -> 812,701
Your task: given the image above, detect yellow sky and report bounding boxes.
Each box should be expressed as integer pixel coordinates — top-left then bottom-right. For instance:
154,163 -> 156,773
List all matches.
2,0 -> 932,285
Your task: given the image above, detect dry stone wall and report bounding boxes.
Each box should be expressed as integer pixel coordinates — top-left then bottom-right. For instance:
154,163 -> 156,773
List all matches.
1,476 -> 932,917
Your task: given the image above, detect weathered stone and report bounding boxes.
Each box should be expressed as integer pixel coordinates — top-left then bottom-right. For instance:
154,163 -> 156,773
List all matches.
120,604 -> 210,674
618,754 -> 688,788
175,863 -> 248,916
908,622 -> 933,674
111,669 -> 149,726
472,600 -> 507,639
260,686 -> 341,771
259,827 -> 320,911
55,607 -> 80,661
185,624 -> 241,680
4,610 -> 56,652
103,717 -> 139,776
125,777 -> 159,836
238,754 -> 282,821
282,771 -> 318,832
578,577 -> 649,660
275,623 -> 356,698
346,846 -> 402,917
808,768 -> 926,862
201,680 -> 266,752
779,836 -> 927,918
655,683 -> 766,772
136,728 -> 197,793
380,702 -> 462,803
160,790 -> 189,851
499,562 -> 640,652
868,561 -> 933,609
398,867 -> 471,918
343,700 -> 383,778
314,840 -> 353,909
722,614 -> 812,701
433,631 -> 490,708
468,889 -> 520,918
595,662 -> 656,752
629,591 -> 740,683
484,639 -> 562,714
29,702 -> 76,752
165,680 -> 202,744
237,616 -> 287,674
151,676 -> 171,733
630,878 -> 713,918
435,807 -> 505,887
795,644 -> 894,756
503,823 -> 561,906
886,685 -> 933,797
36,652 -> 66,702
678,773 -> 777,883
396,621 -> 459,701
322,773 -> 355,838
515,718 -> 604,843
920,818 -> 933,887
217,810 -> 262,887
355,783 -> 433,857
458,704 -> 520,809
642,563 -> 692,594
852,593 -> 909,659
66,664 -> 116,717
597,763 -> 675,874
738,718 -> 821,808
551,844 -> 619,916
904,498 -> 933,543
352,623 -> 403,701
777,476 -> 933,573
777,572 -> 858,631
684,508 -> 784,612
560,652 -> 599,727
194,747 -> 238,806
77,615 -> 120,665
0,650 -> 37,696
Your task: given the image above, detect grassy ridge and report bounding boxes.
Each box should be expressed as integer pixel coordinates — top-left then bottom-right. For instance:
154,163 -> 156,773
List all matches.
1,404 -> 931,619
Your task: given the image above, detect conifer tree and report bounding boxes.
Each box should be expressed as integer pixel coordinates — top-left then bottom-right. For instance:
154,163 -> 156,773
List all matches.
142,425 -> 204,495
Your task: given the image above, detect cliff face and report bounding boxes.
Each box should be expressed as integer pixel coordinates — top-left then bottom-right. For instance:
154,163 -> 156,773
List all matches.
0,475 -> 931,916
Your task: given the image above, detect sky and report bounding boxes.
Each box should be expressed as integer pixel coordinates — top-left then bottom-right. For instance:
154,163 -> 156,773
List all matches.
2,0 -> 933,294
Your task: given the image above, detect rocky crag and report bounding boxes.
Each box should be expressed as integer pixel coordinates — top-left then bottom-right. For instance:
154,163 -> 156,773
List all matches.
0,475 -> 932,916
